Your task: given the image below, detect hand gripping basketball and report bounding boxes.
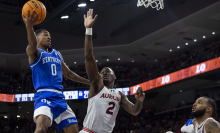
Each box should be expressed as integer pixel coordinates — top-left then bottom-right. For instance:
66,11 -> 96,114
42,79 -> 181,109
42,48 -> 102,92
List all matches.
84,9 -> 98,28
22,0 -> 47,25
135,87 -> 145,102
22,9 -> 40,28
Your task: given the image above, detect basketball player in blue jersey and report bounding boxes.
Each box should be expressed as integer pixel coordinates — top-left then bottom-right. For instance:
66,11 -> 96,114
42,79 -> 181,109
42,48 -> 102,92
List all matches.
79,9 -> 145,133
22,10 -> 90,133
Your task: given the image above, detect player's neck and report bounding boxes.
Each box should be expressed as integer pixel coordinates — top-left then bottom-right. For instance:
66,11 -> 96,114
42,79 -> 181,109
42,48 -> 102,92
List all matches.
105,83 -> 114,89
38,45 -> 49,52
196,114 -> 210,125
104,81 -> 114,89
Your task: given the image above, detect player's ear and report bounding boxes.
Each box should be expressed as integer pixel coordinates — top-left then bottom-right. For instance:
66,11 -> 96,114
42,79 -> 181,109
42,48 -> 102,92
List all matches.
206,106 -> 212,112
36,36 -> 39,42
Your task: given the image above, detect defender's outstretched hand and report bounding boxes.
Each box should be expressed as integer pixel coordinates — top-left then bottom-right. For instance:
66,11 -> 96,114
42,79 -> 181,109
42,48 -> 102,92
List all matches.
135,87 -> 145,102
22,9 -> 39,28
84,9 -> 98,28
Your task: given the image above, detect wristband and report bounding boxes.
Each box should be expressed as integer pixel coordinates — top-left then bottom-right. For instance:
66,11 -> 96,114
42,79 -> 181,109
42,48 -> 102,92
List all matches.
86,28 -> 92,35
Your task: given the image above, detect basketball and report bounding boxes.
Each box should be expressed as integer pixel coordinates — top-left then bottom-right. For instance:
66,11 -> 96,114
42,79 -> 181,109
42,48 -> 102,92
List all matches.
22,0 -> 46,25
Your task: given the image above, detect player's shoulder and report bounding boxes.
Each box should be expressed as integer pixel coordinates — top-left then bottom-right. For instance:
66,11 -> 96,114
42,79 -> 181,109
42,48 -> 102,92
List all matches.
205,118 -> 220,133
38,47 -> 44,52
117,90 -> 125,95
51,49 -> 62,58
55,50 -> 62,57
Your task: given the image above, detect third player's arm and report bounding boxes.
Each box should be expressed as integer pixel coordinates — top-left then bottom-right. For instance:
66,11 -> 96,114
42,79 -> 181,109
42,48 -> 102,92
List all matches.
205,119 -> 220,133
62,61 -> 90,85
58,51 -> 90,85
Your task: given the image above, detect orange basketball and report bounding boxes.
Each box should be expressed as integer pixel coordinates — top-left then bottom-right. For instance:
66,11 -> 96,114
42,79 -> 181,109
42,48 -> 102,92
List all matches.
22,0 -> 46,25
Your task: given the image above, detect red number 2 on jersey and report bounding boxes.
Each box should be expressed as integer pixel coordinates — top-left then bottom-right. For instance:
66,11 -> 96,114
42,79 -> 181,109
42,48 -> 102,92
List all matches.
106,102 -> 115,115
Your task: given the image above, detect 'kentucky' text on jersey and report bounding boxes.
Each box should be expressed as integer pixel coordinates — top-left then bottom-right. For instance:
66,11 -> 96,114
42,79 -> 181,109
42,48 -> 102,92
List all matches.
29,48 -> 63,91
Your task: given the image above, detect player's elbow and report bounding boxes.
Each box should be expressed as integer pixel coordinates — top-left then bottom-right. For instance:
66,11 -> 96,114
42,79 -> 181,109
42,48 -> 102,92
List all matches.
132,112 -> 139,116
131,108 -> 141,116
129,109 -> 139,116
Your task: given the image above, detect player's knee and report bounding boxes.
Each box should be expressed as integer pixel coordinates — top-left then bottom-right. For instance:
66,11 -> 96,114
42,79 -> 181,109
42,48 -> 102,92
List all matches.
35,126 -> 48,133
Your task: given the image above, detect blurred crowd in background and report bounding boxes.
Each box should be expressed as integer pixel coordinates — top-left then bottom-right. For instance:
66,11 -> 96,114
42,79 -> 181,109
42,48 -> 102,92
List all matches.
0,40 -> 220,94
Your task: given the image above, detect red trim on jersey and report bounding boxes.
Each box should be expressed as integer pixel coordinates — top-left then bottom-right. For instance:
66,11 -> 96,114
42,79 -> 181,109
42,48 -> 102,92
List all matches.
83,127 -> 95,133
198,117 -> 211,130
198,123 -> 205,130
88,86 -> 104,99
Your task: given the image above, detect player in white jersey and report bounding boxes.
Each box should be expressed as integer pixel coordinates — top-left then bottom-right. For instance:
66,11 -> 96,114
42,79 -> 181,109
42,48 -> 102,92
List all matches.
191,96 -> 220,133
80,9 -> 145,133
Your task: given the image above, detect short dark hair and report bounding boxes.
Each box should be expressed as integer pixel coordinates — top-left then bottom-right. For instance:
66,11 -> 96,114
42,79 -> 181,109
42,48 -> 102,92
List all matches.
35,29 -> 47,36
203,96 -> 217,117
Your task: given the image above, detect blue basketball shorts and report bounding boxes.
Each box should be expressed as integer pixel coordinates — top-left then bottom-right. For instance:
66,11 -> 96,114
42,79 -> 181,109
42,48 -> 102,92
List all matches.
33,90 -> 78,131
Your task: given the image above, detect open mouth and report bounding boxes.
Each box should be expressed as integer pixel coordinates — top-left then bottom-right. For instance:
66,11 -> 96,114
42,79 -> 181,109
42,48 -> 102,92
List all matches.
192,107 -> 195,111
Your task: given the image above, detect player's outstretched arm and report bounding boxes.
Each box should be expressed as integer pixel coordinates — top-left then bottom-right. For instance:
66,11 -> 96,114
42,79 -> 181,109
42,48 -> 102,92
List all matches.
22,9 -> 40,63
57,51 -> 90,85
62,60 -> 90,85
84,9 -> 103,97
120,87 -> 145,116
205,119 -> 220,133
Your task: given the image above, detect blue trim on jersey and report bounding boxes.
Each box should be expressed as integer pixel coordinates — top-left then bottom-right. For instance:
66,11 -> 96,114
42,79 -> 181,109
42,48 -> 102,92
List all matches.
29,52 -> 42,67
57,117 -> 78,131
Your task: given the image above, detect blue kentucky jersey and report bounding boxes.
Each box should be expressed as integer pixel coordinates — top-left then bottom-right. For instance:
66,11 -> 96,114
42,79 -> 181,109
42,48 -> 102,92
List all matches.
186,119 -> 194,126
29,48 -> 63,91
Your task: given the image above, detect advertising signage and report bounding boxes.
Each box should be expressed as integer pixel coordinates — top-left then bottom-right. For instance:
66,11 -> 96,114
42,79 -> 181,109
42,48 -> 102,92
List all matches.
130,57 -> 220,95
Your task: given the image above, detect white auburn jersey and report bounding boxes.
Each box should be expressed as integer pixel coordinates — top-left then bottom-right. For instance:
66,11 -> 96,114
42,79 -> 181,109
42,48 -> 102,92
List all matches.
82,86 -> 121,133
195,117 -> 218,133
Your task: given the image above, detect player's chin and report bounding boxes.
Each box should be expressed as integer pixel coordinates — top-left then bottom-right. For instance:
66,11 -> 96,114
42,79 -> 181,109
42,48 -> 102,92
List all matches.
103,79 -> 110,84
103,79 -> 109,82
43,43 -> 51,47
44,42 -> 51,46
47,43 -> 51,46
103,77 -> 109,81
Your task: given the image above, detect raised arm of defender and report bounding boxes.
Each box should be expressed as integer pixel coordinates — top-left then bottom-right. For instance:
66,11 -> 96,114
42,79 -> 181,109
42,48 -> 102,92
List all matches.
22,9 -> 40,64
84,9 -> 102,97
